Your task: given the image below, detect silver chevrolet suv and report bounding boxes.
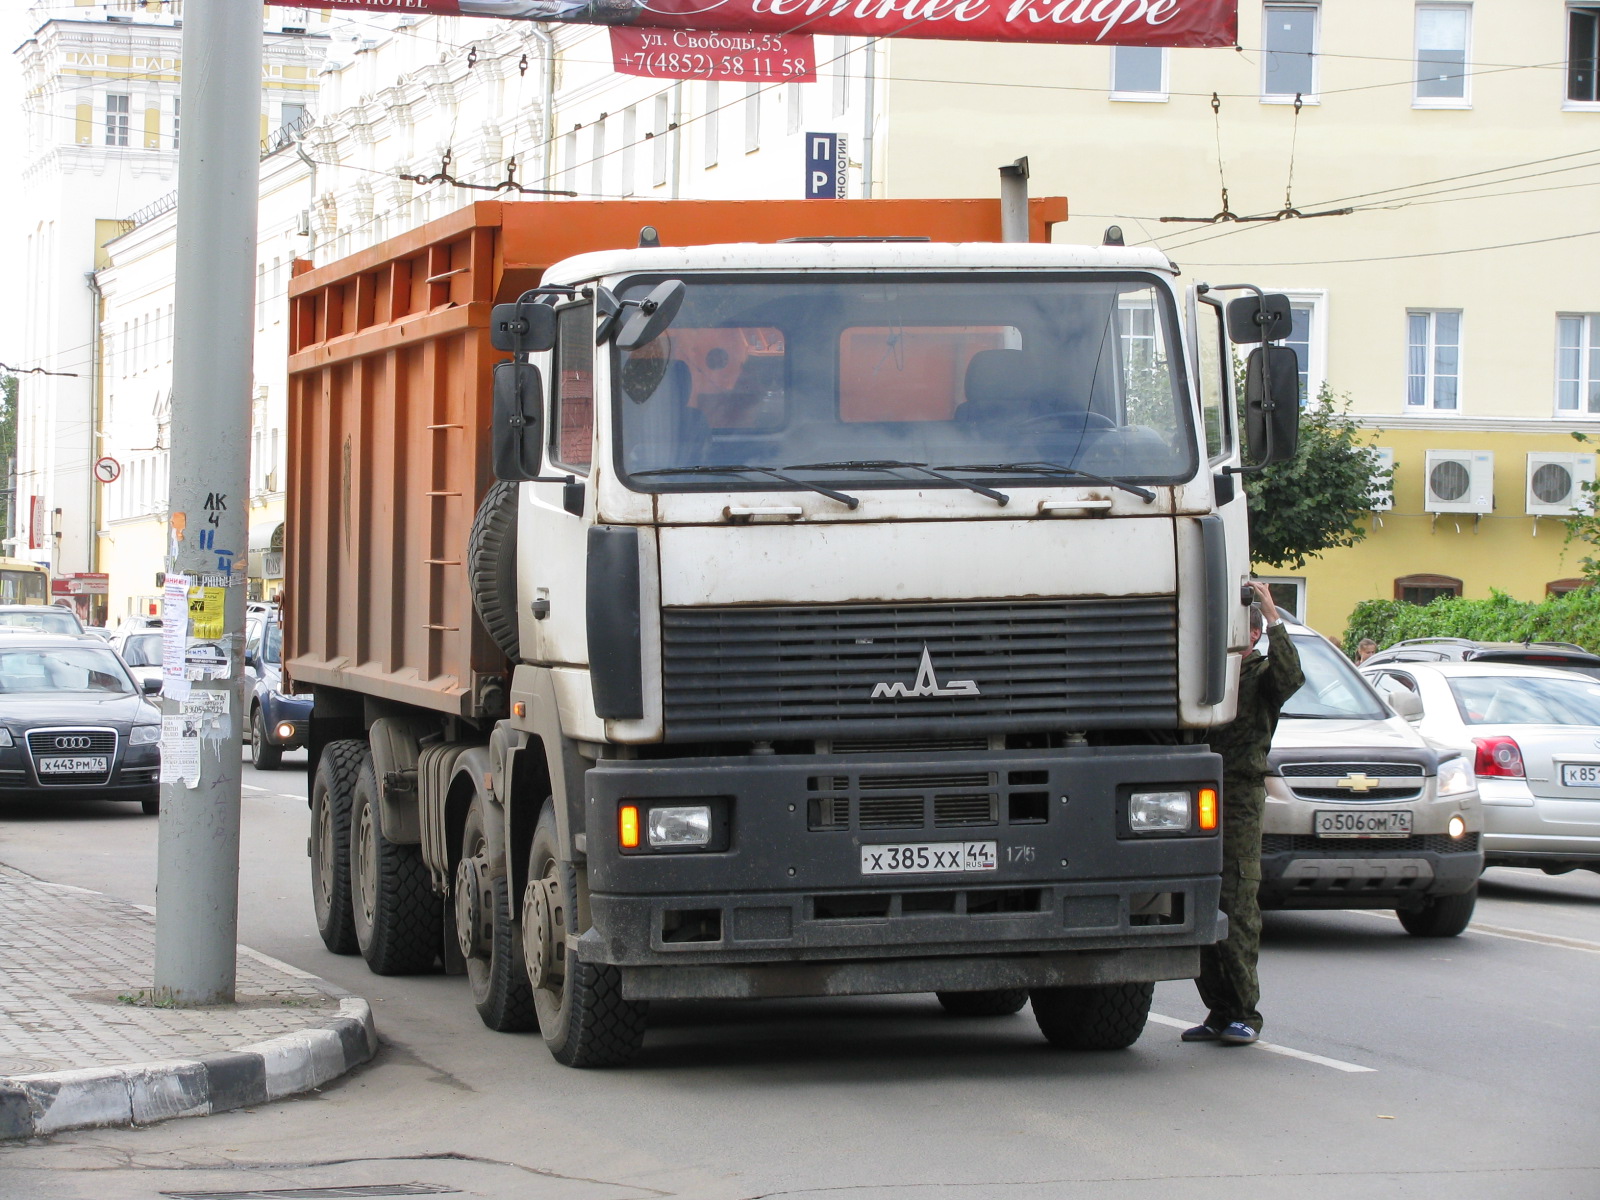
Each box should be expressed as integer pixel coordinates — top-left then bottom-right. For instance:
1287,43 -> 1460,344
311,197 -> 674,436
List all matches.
1259,621 -> 1484,937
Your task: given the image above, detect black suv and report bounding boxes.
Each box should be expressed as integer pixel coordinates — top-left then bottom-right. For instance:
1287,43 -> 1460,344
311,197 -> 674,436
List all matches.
1362,638 -> 1600,680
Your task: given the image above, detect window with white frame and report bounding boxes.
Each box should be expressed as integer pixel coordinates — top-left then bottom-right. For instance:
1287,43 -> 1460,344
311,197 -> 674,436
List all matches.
105,94 -> 130,146
621,106 -> 636,197
832,37 -> 851,116
591,118 -> 605,198
172,98 -> 180,149
786,81 -> 803,134
1262,3 -> 1318,99
1570,6 -> 1599,105
561,129 -> 578,195
1255,576 -> 1306,622
1557,314 -> 1600,414
704,82 -> 719,168
1111,46 -> 1167,100
1414,4 -> 1471,106
745,83 -> 761,152
652,94 -> 670,188
1407,310 -> 1462,411
1275,291 -> 1327,405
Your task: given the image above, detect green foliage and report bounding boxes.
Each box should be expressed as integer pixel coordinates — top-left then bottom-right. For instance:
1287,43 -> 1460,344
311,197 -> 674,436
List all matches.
1242,383 -> 1389,571
1343,587 -> 1600,657
1561,431 -> 1600,583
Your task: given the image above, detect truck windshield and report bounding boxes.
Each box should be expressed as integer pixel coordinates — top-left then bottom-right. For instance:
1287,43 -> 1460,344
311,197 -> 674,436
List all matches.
612,274 -> 1196,492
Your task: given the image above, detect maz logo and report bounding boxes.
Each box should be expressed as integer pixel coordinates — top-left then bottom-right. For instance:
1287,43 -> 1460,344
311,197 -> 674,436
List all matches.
870,646 -> 979,699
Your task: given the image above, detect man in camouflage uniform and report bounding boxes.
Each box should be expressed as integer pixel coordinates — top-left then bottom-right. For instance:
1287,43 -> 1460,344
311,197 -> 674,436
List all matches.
1183,580 -> 1304,1047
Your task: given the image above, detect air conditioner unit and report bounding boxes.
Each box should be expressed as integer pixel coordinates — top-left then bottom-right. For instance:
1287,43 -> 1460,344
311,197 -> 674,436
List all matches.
1423,450 -> 1493,514
1366,446 -> 1394,512
1526,451 -> 1595,516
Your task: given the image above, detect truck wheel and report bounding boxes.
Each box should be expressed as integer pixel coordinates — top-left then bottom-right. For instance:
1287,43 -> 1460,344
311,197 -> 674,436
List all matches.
1030,982 -> 1154,1051
1397,885 -> 1476,938
456,795 -> 537,1031
469,480 -> 521,662
350,754 -> 439,974
311,738 -> 365,955
251,707 -> 282,771
524,803 -> 647,1067
936,989 -> 1029,1017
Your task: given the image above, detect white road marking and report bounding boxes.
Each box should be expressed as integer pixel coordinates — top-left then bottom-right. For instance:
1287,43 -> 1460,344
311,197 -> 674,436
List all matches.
1342,909 -> 1600,954
1147,1012 -> 1376,1072
241,784 -> 270,792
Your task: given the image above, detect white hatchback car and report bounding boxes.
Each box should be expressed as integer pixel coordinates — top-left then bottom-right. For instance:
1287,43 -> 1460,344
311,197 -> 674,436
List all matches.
1260,622 -> 1484,936
1363,660 -> 1600,877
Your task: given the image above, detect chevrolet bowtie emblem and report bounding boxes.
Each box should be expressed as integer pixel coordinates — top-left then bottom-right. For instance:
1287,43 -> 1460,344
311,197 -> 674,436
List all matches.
1335,772 -> 1381,794
871,646 -> 979,699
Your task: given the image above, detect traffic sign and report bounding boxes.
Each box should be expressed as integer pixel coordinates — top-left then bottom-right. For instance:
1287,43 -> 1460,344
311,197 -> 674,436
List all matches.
93,456 -> 121,484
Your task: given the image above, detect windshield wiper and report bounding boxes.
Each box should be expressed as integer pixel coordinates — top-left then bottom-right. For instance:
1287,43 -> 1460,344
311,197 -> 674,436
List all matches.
935,461 -> 1156,503
783,460 -> 1009,506
632,464 -> 860,509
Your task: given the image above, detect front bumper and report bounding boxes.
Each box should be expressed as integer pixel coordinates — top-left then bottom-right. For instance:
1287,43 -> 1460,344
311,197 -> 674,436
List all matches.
0,742 -> 159,798
260,691 -> 313,749
581,744 -> 1224,994
1259,834 -> 1483,908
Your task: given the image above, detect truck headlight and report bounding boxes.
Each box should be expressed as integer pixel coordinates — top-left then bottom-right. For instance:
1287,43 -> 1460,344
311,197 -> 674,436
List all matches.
130,725 -> 161,746
1437,755 -> 1474,797
648,805 -> 713,848
1129,790 -> 1192,834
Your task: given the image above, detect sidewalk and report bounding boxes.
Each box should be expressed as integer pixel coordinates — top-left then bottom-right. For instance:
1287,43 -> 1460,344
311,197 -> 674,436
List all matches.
0,864 -> 376,1141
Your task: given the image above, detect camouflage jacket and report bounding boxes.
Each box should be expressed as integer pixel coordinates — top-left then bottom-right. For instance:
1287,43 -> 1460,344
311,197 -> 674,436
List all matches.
1208,623 -> 1306,787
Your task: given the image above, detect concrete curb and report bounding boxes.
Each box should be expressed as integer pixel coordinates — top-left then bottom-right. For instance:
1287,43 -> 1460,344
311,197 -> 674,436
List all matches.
0,995 -> 377,1141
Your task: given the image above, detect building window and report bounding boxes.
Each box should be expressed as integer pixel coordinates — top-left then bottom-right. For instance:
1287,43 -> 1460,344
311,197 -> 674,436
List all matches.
786,81 -> 803,134
745,82 -> 761,152
1272,290 -> 1327,405
1111,46 -> 1167,100
172,98 -> 180,149
561,129 -> 578,195
1407,310 -> 1461,411
1570,6 -> 1599,104
832,37 -> 851,116
1255,576 -> 1306,621
620,107 -> 636,197
591,117 -> 606,198
652,94 -> 670,188
1394,574 -> 1463,605
1262,4 -> 1318,100
704,82 -> 719,168
106,94 -> 130,146
1548,578 -> 1590,596
1415,4 -> 1471,106
1558,314 -> 1600,414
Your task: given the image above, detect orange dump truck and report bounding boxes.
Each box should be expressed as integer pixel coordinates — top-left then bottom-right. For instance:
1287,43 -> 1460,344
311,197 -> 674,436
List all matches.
286,197 -> 1300,1066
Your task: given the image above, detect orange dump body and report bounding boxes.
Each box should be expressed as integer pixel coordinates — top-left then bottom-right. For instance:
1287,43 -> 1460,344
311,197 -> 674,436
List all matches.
284,197 -> 1067,719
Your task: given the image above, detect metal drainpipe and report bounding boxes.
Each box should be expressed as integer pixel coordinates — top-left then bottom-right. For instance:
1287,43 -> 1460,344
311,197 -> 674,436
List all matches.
861,39 -> 875,198
528,25 -> 556,190
999,156 -> 1030,243
85,270 -> 104,609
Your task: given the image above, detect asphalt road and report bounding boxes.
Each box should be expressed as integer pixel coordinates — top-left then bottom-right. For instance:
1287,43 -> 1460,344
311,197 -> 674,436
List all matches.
1,756 -> 1597,1199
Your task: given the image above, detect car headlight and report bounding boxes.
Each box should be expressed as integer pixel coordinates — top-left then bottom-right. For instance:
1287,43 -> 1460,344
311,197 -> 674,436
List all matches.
1129,790 -> 1192,833
130,724 -> 161,746
0,728 -> 12,748
1436,755 -> 1475,797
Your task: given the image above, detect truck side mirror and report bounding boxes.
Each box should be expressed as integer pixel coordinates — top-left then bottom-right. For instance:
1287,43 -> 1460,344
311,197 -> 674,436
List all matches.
492,361 -> 545,481
1243,345 -> 1300,467
615,280 -> 685,350
1226,293 -> 1293,344
489,301 -> 557,355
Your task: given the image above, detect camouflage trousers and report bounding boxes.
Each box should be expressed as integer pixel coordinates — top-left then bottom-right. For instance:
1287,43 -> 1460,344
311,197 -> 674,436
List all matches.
1195,779 -> 1265,1031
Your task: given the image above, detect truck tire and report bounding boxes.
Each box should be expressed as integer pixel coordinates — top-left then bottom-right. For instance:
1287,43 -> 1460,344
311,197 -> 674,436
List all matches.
936,989 -> 1029,1017
350,754 -> 440,974
524,803 -> 647,1067
311,738 -> 365,955
469,480 -> 521,663
1030,981 -> 1154,1051
1397,885 -> 1476,938
456,794 -> 537,1031
251,706 -> 283,771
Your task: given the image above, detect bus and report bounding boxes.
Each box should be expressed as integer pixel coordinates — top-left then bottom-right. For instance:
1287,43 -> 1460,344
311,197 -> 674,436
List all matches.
0,558 -> 51,605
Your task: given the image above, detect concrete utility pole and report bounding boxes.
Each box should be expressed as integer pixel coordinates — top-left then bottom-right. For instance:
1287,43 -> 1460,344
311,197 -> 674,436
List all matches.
153,0 -> 262,1006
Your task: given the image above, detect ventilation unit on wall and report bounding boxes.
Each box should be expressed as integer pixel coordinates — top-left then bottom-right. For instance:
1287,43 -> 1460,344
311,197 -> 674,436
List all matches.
1423,450 -> 1493,514
1526,452 -> 1595,516
1366,447 -> 1394,512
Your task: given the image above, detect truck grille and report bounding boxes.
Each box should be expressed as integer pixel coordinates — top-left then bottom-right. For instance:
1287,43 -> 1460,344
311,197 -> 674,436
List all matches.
660,598 -> 1178,740
807,766 -> 1050,831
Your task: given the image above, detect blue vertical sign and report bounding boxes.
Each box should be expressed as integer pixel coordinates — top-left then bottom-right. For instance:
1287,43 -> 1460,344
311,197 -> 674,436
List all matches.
805,132 -> 848,199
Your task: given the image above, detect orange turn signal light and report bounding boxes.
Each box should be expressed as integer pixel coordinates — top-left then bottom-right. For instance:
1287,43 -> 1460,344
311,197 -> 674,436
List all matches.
1198,788 -> 1218,832
619,804 -> 641,849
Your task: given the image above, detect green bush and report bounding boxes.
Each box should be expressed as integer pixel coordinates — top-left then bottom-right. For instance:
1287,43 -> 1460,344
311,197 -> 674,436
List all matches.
1343,588 -> 1600,657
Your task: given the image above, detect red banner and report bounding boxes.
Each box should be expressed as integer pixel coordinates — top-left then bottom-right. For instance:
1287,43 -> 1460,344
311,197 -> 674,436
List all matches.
611,29 -> 817,81
290,1 -> 1237,49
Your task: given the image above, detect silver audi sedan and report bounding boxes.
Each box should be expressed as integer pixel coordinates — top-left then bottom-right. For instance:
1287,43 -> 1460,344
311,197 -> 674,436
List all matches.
1362,660 -> 1600,876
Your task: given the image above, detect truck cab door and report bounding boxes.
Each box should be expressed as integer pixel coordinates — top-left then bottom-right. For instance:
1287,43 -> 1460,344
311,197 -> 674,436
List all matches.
1189,287 -> 1252,643
519,302 -> 595,669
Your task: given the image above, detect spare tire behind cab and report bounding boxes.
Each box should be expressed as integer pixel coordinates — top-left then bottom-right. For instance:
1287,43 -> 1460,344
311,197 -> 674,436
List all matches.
469,480 -> 521,662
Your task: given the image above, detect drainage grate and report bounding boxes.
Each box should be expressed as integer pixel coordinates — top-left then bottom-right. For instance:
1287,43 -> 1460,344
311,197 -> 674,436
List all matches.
162,1186 -> 461,1200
